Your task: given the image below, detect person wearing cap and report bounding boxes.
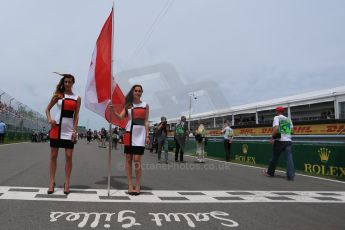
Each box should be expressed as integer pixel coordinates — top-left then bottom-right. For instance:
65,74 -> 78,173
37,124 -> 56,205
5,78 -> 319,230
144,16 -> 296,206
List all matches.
262,106 -> 295,181
45,73 -> 81,194
157,116 -> 169,163
174,116 -> 189,162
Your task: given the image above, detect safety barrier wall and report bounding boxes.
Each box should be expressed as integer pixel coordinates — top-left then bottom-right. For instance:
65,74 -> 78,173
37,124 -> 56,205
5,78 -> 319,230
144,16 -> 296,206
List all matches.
168,138 -> 345,180
3,131 -> 32,143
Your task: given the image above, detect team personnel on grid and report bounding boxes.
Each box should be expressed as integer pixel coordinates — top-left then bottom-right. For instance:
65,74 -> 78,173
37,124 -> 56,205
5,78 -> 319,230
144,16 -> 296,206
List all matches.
222,120 -> 233,162
174,116 -> 188,163
262,106 -> 295,181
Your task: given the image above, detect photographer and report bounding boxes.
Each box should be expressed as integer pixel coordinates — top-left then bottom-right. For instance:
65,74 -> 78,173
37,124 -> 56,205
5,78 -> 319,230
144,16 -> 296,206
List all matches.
157,116 -> 169,163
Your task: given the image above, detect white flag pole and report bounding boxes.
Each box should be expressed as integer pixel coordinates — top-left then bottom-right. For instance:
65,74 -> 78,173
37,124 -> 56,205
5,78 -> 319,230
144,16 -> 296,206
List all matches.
107,2 -> 115,197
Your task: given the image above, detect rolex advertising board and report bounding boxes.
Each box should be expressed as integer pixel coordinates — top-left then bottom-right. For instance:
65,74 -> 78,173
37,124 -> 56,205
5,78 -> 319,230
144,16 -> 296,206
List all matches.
293,145 -> 345,178
177,138 -> 345,181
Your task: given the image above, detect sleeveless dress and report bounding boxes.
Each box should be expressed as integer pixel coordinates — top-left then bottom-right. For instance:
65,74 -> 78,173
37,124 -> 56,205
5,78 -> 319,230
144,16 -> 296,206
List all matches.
123,101 -> 148,155
49,93 -> 79,149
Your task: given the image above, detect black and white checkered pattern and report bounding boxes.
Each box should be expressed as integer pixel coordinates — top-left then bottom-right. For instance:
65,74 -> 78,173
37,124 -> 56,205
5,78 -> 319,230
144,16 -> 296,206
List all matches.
0,186 -> 344,203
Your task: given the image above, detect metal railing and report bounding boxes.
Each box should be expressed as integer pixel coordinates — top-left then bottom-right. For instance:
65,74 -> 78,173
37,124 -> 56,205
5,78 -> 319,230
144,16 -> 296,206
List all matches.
0,89 -> 48,132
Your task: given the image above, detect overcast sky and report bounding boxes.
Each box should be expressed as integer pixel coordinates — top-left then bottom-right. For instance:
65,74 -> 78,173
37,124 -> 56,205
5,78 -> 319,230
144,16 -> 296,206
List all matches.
0,0 -> 344,129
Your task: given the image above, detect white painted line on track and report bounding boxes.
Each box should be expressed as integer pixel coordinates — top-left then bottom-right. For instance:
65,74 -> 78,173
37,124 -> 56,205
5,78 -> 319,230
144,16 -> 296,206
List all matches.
0,142 -> 30,147
0,186 -> 344,203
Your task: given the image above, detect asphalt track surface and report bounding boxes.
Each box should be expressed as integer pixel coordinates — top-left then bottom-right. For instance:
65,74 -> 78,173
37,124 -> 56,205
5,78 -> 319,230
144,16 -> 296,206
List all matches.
0,141 -> 344,230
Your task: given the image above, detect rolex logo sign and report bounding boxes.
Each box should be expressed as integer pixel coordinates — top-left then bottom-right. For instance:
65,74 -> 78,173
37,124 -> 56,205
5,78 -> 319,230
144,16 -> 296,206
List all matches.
305,147 -> 344,177
318,147 -> 330,163
242,144 -> 248,155
235,144 -> 256,164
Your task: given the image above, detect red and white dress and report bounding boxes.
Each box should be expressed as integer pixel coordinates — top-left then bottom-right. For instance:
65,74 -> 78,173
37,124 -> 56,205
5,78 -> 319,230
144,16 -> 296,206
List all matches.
49,93 -> 78,149
123,101 -> 148,155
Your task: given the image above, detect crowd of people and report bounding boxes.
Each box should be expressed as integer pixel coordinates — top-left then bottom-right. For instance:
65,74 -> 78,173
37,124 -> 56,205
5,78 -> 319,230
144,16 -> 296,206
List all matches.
0,101 -> 17,115
85,127 -> 122,149
0,96 -> 48,133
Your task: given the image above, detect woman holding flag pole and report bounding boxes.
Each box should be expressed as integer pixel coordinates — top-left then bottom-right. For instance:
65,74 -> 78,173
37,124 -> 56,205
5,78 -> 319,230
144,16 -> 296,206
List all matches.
112,85 -> 150,196
84,6 -> 146,196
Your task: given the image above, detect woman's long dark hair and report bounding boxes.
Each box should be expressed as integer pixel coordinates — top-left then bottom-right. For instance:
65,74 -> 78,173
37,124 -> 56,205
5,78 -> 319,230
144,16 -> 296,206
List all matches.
54,74 -> 75,94
125,84 -> 143,111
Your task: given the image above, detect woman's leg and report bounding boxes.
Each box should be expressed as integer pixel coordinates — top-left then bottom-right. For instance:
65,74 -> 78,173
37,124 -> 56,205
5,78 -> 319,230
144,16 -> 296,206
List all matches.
64,148 -> 73,191
133,155 -> 142,193
125,154 -> 134,192
49,147 -> 59,190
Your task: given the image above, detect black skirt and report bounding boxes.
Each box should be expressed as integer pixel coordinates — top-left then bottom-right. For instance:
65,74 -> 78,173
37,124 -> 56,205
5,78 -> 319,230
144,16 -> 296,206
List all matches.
124,146 -> 145,155
50,139 -> 75,149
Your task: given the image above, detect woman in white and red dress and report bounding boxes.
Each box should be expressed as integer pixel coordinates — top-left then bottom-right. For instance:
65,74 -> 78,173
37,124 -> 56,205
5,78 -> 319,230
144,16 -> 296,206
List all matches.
113,84 -> 149,195
45,73 -> 81,195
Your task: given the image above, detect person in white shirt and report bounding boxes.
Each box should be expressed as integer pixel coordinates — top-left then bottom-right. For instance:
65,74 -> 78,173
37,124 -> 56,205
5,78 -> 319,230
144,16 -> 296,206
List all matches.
221,120 -> 233,162
262,106 -> 295,181
0,120 -> 6,144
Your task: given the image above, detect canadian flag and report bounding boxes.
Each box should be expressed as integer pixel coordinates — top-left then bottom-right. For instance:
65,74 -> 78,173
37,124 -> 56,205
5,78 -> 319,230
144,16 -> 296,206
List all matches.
85,9 -> 128,128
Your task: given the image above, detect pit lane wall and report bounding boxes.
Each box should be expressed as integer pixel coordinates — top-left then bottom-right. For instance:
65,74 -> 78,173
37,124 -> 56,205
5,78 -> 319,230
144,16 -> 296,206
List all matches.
167,122 -> 345,180
2,131 -> 31,143
168,137 -> 345,180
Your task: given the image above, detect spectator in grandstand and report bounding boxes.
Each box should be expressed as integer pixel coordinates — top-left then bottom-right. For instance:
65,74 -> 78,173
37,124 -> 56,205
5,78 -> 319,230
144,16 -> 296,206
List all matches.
45,73 -> 81,195
222,120 -> 233,162
326,110 -> 334,119
174,116 -> 189,163
0,120 -> 6,144
262,106 -> 295,181
112,84 -> 150,196
195,119 -> 207,163
157,116 -> 169,164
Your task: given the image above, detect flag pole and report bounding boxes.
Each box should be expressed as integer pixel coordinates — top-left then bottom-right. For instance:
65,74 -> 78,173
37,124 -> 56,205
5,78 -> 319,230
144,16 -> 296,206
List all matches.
107,2 -> 115,197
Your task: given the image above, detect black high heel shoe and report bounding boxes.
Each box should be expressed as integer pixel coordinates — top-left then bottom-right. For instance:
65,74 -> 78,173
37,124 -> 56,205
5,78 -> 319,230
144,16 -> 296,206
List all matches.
133,186 -> 141,196
127,186 -> 135,196
47,182 -> 55,194
63,183 -> 70,195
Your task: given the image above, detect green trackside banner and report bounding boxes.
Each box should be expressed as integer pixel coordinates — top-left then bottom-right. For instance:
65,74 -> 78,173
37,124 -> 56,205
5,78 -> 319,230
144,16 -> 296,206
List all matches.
3,131 -> 31,143
168,138 -> 345,180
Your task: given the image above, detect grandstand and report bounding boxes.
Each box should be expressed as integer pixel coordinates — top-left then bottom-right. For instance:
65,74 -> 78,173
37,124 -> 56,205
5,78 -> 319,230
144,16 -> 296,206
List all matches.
166,86 -> 345,135
0,89 -> 48,132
